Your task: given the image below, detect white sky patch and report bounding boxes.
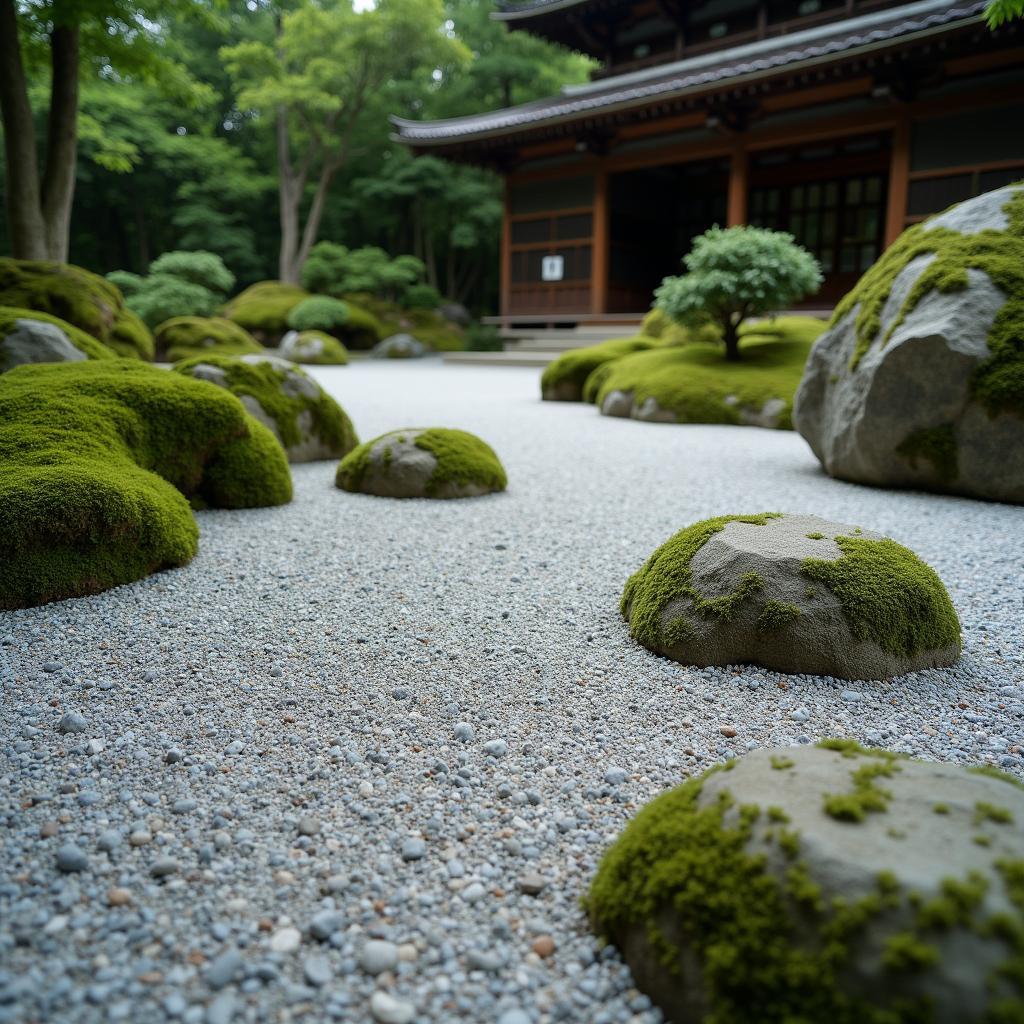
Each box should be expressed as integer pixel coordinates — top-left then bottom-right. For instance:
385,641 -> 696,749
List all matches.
353,0 -> 376,10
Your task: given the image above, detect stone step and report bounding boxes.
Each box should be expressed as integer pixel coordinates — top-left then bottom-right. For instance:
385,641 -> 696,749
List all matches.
442,350 -> 557,368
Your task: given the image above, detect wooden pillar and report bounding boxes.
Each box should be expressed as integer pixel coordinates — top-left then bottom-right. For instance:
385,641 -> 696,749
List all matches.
884,113 -> 911,248
500,179 -> 512,318
726,146 -> 748,226
591,165 -> 609,315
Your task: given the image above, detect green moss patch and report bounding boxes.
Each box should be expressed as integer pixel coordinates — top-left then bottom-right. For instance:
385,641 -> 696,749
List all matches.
173,354 -> 357,459
541,336 -> 657,402
222,281 -> 309,341
595,317 -> 825,428
0,361 -> 291,608
156,316 -> 263,362
757,600 -> 802,633
0,257 -> 154,360
896,423 -> 960,484
834,186 -> 1024,417
621,513 -> 781,649
801,535 -> 961,660
0,306 -> 118,368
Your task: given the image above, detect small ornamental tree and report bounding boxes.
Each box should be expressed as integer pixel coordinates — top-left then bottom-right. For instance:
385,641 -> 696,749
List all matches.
109,250 -> 235,329
301,242 -> 424,301
654,226 -> 822,361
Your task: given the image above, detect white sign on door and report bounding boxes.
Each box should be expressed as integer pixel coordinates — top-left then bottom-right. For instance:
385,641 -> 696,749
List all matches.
541,255 -> 564,281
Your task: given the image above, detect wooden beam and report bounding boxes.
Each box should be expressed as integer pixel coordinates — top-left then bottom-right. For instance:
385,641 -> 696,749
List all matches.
884,112 -> 910,248
591,166 -> 609,315
727,146 -> 748,226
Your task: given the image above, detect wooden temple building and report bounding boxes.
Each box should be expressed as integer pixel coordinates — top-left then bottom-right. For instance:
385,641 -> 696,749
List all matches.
392,0 -> 1024,322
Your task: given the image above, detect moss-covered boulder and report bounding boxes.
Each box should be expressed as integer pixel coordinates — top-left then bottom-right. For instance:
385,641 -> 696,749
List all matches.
597,317 -> 824,428
621,513 -> 960,680
370,333 -> 427,359
541,336 -> 657,402
0,258 -> 154,360
279,329 -> 349,365
174,353 -> 357,463
222,281 -> 309,345
0,307 -> 117,372
0,361 -> 291,609
794,183 -> 1024,504
155,316 -> 263,362
589,743 -> 1024,1024
336,428 -> 506,499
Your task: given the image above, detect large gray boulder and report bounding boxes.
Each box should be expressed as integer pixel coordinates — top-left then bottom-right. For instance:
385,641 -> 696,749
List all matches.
621,512 -> 960,680
335,428 -> 507,500
589,744 -> 1024,1024
794,183 -> 1024,504
0,309 -> 115,372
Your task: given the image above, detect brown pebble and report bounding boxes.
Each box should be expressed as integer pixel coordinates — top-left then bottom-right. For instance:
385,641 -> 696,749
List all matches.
39,821 -> 59,838
107,888 -> 132,907
720,726 -> 737,738
258,919 -> 273,932
532,935 -> 555,958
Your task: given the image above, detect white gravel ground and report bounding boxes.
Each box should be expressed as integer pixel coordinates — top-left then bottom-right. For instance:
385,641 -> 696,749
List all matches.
2,360 -> 1022,1024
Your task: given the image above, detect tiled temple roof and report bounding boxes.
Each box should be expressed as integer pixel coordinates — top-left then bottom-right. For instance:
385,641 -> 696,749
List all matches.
392,1 -> 986,147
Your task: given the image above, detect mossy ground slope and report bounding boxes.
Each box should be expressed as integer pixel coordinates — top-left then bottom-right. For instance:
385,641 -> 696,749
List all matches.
173,354 -> 357,456
0,306 -> 118,365
222,281 -> 309,341
595,316 -> 825,427
0,361 -> 291,608
541,336 -> 657,401
156,316 -> 264,362
0,258 -> 154,360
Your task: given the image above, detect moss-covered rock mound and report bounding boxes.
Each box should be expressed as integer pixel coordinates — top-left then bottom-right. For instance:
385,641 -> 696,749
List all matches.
174,353 -> 357,463
541,336 -> 657,402
0,258 -> 154,360
222,281 -> 309,345
0,361 -> 291,609
588,743 -> 1024,1024
621,512 -> 960,680
279,329 -> 349,365
794,183 -> 1024,504
336,428 -> 506,499
371,333 -> 427,359
155,316 -> 263,362
596,317 -> 825,427
1,307 -> 118,372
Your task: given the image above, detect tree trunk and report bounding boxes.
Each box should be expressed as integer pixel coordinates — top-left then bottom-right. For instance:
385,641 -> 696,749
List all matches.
722,318 -> 742,361
277,107 -> 302,283
0,0 -> 47,260
41,23 -> 79,262
294,160 -> 336,277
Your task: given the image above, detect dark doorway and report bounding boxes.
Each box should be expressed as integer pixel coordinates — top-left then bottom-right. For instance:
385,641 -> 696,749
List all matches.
608,158 -> 729,313
748,133 -> 890,305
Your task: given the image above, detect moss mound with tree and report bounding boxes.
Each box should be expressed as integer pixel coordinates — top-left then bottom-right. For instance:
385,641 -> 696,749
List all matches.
279,329 -> 349,365
595,317 -> 825,427
155,316 -> 264,362
286,295 -> 384,350
1,306 -> 118,372
655,224 -> 822,361
588,742 -> 1024,1024
621,512 -> 960,680
174,353 -> 357,463
0,258 -> 154,360
222,281 -> 310,344
337,427 -> 506,499
0,361 -> 291,609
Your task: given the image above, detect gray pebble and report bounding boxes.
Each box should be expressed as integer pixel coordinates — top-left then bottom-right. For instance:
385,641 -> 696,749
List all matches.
55,843 -> 88,873
57,712 -> 88,734
359,940 -> 398,975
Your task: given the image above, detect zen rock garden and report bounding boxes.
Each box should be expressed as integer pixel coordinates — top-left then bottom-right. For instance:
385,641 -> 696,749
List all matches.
2,0 -> 1024,1013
